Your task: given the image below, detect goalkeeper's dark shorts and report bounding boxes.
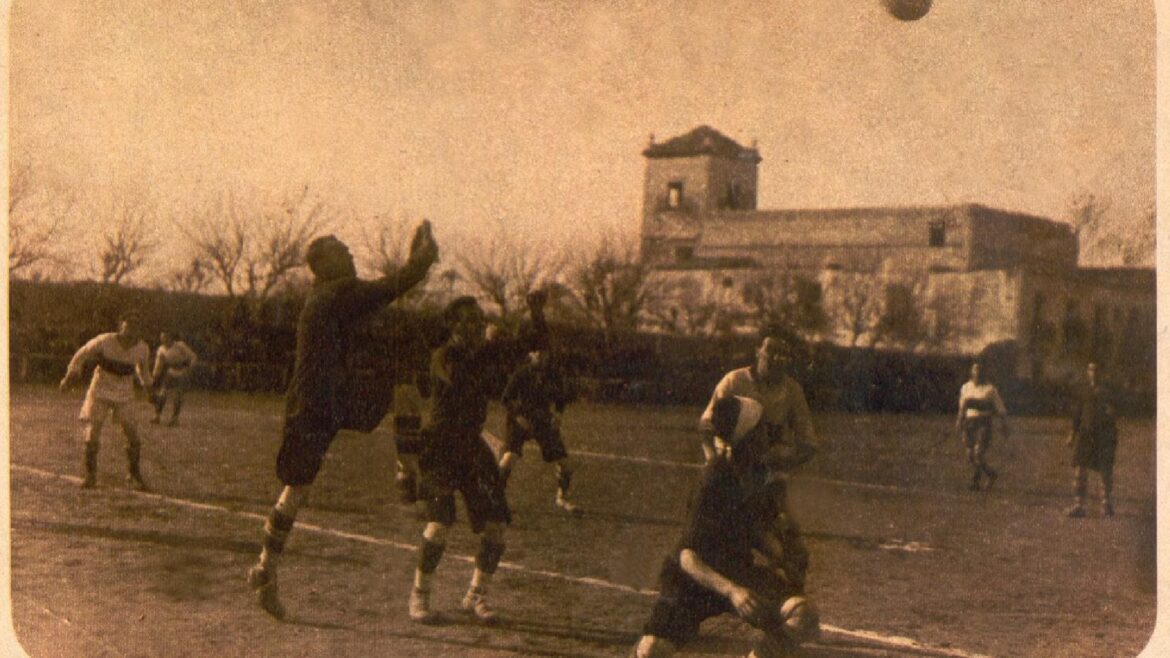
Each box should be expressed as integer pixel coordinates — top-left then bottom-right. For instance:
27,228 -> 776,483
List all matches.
275,417 -> 339,487
418,427 -> 510,533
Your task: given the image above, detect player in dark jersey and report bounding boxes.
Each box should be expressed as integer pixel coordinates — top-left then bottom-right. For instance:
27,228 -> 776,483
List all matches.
408,290 -> 548,624
246,222 -> 438,620
497,343 -> 581,515
634,395 -> 819,658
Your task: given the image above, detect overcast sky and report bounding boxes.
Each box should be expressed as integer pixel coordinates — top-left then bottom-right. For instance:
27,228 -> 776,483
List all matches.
8,0 -> 1158,271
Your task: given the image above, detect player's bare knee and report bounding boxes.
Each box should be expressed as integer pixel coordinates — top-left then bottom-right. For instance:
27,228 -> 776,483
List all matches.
634,635 -> 675,658
85,421 -> 104,446
423,522 -> 450,543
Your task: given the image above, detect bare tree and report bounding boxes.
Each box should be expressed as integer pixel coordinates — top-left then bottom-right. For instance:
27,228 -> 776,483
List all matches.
181,187 -> 330,300
740,270 -> 827,340
96,202 -> 157,285
163,257 -> 213,293
565,237 -> 654,336
645,275 -> 737,337
872,281 -> 927,349
8,164 -> 75,278
824,272 -> 884,347
454,229 -> 559,325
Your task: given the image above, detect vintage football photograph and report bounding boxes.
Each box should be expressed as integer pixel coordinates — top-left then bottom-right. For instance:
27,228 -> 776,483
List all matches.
4,1 -> 1161,656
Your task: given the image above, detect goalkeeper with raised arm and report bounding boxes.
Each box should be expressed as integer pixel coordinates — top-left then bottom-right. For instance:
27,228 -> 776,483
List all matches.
247,221 -> 439,620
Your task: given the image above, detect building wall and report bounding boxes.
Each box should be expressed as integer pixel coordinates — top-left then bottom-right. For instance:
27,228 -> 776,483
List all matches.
967,205 -> 1078,273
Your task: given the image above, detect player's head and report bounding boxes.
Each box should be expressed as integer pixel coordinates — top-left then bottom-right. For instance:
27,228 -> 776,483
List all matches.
305,235 -> 357,281
528,349 -> 547,366
710,395 -> 764,462
159,331 -> 175,346
1086,361 -> 1099,385
969,362 -> 983,383
444,296 -> 485,346
117,311 -> 140,338
756,329 -> 795,381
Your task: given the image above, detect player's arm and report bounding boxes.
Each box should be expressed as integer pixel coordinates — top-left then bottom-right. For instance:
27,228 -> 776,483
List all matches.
992,388 -> 1010,438
679,549 -> 759,619
60,336 -> 102,389
136,347 -> 154,390
955,386 -> 969,432
346,220 -> 439,314
151,347 -> 166,382
697,377 -> 732,463
501,368 -> 533,430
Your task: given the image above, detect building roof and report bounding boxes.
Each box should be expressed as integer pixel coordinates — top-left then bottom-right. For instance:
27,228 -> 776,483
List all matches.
643,125 -> 762,161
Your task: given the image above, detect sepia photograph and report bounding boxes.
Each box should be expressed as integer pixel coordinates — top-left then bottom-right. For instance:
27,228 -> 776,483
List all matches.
4,1 -> 1161,656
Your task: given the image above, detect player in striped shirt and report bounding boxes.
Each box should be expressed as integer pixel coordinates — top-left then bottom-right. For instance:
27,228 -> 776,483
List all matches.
150,331 -> 199,427
955,362 -> 1011,491
59,312 -> 154,491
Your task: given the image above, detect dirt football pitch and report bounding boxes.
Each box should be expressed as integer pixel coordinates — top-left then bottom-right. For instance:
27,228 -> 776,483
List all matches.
6,384 -> 1157,657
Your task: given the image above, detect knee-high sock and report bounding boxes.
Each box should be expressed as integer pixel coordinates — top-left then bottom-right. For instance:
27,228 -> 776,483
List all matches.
126,441 -> 143,479
470,536 -> 505,591
260,499 -> 299,572
555,462 -> 572,496
83,441 -> 99,479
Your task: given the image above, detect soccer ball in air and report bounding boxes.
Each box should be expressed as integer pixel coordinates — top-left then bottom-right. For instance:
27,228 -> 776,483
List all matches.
883,0 -> 932,21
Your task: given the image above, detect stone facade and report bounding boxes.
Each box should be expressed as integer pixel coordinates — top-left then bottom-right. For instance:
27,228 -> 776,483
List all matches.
640,126 -> 1154,387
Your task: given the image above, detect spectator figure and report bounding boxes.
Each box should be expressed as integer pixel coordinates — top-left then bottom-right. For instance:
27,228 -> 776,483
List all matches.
955,362 -> 1011,491
59,312 -> 153,491
1066,362 -> 1119,518
151,331 -> 199,426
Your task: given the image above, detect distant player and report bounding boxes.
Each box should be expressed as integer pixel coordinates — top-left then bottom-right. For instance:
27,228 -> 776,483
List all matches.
634,395 -> 819,658
497,343 -> 581,515
407,290 -> 548,625
1066,361 -> 1119,518
150,331 -> 199,426
247,222 -> 438,620
699,329 -> 817,592
955,362 -> 1011,491
59,312 -> 153,491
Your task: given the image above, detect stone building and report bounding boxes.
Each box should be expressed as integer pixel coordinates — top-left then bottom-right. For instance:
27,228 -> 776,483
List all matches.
640,126 -> 1155,388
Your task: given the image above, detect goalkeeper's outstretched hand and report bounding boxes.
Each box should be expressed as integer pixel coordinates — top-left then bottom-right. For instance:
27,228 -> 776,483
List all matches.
408,220 -> 439,268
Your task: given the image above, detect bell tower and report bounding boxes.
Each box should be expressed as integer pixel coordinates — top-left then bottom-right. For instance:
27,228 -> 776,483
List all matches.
640,125 -> 761,265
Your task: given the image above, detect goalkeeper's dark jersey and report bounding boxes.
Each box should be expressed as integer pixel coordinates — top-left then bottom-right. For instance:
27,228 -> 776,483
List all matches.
283,262 -> 430,434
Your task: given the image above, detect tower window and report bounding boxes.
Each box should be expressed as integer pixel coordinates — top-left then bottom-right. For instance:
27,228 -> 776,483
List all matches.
928,219 -> 946,247
667,182 -> 684,209
674,246 -> 694,262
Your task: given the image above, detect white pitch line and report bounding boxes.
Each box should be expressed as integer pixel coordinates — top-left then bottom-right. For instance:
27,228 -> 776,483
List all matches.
573,449 -> 981,498
13,463 -> 990,658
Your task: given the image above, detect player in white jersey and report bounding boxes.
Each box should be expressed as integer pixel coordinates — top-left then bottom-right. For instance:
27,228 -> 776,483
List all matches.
59,312 -> 153,490
955,362 -> 1011,491
151,331 -> 199,426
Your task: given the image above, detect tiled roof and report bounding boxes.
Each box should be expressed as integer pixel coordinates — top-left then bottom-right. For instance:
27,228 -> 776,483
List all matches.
643,125 -> 761,161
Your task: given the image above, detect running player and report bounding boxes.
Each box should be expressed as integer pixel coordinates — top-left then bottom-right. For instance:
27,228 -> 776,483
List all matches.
634,395 -> 819,658
955,362 -> 1011,491
407,290 -> 548,625
498,343 -> 580,515
246,221 -> 438,620
698,329 -> 817,592
150,331 -> 199,426
59,312 -> 153,491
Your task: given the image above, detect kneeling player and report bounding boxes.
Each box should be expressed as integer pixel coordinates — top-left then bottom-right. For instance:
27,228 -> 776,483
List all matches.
409,291 -> 548,624
497,345 -> 581,515
634,396 -> 820,658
